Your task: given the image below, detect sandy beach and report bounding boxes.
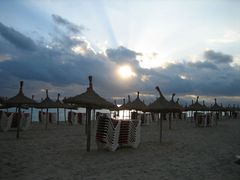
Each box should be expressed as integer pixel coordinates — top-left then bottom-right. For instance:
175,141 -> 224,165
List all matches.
1,117 -> 240,180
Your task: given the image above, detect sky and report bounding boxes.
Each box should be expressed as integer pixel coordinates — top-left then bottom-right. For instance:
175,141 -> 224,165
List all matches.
0,0 -> 240,106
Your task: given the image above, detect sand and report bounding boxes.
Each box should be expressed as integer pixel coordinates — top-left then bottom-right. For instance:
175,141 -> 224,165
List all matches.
0,117 -> 240,180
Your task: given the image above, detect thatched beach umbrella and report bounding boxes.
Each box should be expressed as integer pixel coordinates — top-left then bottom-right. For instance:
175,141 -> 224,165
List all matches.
30,95 -> 34,123
202,100 -> 209,111
36,89 -> 60,129
127,92 -> 147,112
187,96 -> 204,125
187,96 -> 204,111
210,98 -> 224,124
119,98 -> 126,110
210,98 -> 223,111
176,98 -> 184,111
64,76 -> 115,152
5,81 -> 36,138
168,93 -> 179,129
55,93 -> 65,125
62,97 -> 78,123
124,92 -> 147,120
147,86 -> 173,143
119,96 -> 132,119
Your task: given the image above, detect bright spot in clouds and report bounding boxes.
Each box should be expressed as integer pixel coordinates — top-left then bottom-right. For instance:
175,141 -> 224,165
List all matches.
117,65 -> 136,79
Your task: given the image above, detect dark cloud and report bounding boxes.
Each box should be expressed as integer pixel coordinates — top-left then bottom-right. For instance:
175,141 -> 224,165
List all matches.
0,20 -> 240,105
204,50 -> 233,64
106,46 -> 141,66
0,22 -> 37,51
188,61 -> 218,70
52,14 -> 85,34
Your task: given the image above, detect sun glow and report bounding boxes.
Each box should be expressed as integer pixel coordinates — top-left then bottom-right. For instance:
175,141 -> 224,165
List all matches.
117,65 -> 136,79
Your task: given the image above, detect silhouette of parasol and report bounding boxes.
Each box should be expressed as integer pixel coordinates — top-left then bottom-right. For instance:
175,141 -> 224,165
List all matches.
5,81 -> 36,138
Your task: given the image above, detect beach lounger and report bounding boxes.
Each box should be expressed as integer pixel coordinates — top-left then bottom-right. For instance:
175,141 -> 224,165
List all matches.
119,119 -> 141,148
68,111 -> 77,125
0,111 -> 13,132
20,113 -> 31,131
49,113 -> 57,123
96,116 -> 121,151
39,111 -> 47,123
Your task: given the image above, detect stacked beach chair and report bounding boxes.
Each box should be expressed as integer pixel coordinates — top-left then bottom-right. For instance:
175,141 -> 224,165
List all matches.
39,111 -> 56,124
0,111 -> 31,131
96,116 -> 141,151
118,119 -> 141,148
195,113 -> 214,127
141,113 -> 152,125
96,116 -> 121,151
68,111 -> 86,125
0,111 -> 13,132
19,113 -> 31,130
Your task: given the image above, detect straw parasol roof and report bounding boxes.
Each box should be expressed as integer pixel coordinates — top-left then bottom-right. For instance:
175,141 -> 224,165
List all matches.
147,86 -> 173,113
64,76 -> 115,109
119,95 -> 132,110
5,81 -> 36,139
63,75 -> 115,152
5,81 -> 36,106
126,92 -> 147,111
175,98 -> 184,112
36,90 -> 61,109
202,100 -> 210,111
169,93 -> 183,112
147,86 -> 173,143
109,99 -> 119,111
210,98 -> 224,111
187,96 -> 204,111
119,98 -> 126,110
55,93 -> 64,108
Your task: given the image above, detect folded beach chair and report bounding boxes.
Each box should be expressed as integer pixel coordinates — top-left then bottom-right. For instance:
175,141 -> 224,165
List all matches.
96,116 -> 121,151
68,111 -> 77,125
153,113 -> 159,122
77,113 -> 83,124
20,113 -> 31,131
39,111 -> 47,123
128,120 -> 141,148
49,112 -> 57,123
118,119 -> 141,148
146,113 -> 153,124
205,113 -> 213,127
11,113 -> 19,128
0,111 -> 14,132
195,113 -> 205,127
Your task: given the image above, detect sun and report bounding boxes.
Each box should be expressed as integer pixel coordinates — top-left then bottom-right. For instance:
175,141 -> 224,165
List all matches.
117,65 -> 136,79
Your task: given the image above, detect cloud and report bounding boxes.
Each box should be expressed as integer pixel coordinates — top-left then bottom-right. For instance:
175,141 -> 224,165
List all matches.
0,22 -> 37,51
204,50 -> 233,64
52,14 -> 85,34
106,46 -> 141,65
188,61 -> 218,70
0,54 -> 11,62
0,19 -> 240,105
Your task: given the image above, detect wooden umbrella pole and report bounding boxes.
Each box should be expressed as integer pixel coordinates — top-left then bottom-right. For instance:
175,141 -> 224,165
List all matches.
85,109 -> 88,135
31,95 -> 34,124
64,108 -> 66,124
169,112 -> 172,130
160,112 -> 163,143
92,109 -> 95,128
40,108 -> 43,123
86,108 -> 92,152
45,108 -> 48,129
57,108 -> 59,125
31,107 -> 33,124
16,106 -> 21,139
